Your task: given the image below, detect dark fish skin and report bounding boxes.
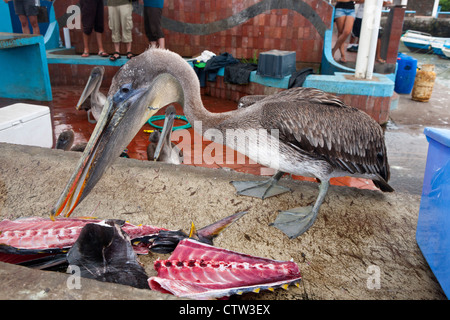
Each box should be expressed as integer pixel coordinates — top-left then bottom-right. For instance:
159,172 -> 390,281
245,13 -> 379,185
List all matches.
67,220 -> 149,289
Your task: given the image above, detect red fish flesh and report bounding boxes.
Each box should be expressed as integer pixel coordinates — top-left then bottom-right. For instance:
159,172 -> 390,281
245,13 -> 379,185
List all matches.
0,211 -> 248,267
148,239 -> 302,299
0,217 -> 165,255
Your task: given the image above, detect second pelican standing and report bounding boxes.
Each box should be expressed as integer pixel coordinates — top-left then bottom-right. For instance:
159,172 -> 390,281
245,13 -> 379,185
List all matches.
51,48 -> 393,238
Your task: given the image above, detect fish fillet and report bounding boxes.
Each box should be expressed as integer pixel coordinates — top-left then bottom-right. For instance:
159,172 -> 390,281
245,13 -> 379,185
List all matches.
148,239 -> 301,299
0,217 -> 165,252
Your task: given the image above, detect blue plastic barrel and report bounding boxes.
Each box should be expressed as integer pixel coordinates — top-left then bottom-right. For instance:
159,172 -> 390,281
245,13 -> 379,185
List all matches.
416,127 -> 450,298
394,53 -> 417,94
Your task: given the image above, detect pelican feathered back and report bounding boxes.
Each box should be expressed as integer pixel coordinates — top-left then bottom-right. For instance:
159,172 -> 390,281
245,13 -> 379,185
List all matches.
259,88 -> 392,191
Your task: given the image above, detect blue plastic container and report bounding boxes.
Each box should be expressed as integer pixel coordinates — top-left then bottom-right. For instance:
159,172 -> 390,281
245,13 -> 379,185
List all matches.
416,127 -> 450,299
394,53 -> 417,94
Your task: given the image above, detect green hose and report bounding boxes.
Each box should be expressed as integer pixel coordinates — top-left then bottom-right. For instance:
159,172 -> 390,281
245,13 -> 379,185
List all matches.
147,115 -> 192,131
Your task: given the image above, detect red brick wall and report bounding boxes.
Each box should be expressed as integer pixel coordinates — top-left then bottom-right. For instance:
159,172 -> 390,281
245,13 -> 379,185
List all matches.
55,0 -> 333,62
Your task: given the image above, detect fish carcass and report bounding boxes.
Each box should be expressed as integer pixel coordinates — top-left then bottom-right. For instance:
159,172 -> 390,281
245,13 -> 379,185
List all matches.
0,212 -> 247,267
0,217 -> 165,267
149,239 -> 302,299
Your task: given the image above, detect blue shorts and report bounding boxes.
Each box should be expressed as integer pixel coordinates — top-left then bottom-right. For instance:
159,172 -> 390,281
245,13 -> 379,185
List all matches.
334,8 -> 356,20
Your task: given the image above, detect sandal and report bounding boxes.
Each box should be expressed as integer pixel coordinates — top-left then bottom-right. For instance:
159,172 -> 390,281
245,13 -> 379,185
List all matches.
81,52 -> 89,58
109,52 -> 121,61
126,52 -> 135,59
98,51 -> 109,57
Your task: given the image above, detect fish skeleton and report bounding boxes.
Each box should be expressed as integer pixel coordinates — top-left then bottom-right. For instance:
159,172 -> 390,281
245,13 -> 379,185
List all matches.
148,238 -> 302,299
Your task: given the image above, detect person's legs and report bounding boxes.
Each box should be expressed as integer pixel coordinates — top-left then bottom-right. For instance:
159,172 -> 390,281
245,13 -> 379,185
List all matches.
332,15 -> 346,58
95,31 -> 107,56
93,0 -> 106,55
82,32 -> 90,56
157,37 -> 165,49
333,15 -> 354,62
18,15 -> 30,34
28,15 -> 40,35
108,5 -> 121,59
338,16 -> 354,61
120,4 -> 133,55
145,7 -> 164,47
80,0 -> 94,56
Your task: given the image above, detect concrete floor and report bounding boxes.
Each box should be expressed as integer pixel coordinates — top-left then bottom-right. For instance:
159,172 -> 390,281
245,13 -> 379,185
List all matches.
0,79 -> 448,300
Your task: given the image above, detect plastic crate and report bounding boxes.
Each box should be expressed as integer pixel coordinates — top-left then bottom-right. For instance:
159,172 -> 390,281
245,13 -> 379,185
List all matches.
257,50 -> 296,78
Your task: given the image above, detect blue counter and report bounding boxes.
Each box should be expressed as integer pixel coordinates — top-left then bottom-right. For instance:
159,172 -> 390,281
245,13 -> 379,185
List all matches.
0,32 -> 52,101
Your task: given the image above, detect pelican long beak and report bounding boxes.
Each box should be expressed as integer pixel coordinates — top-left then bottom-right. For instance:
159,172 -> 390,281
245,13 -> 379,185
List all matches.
153,108 -> 175,160
76,71 -> 100,110
52,84 -> 158,218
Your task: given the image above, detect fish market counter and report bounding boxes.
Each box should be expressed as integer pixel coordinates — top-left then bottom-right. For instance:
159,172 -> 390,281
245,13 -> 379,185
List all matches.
0,142 -> 446,300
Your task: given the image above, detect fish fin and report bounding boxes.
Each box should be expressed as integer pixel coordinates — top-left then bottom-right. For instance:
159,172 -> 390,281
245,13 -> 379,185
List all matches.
196,211 -> 247,244
188,222 -> 197,238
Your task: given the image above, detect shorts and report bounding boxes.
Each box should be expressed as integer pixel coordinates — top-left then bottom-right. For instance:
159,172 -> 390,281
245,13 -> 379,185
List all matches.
80,0 -> 104,35
144,7 -> 164,42
13,0 -> 39,17
352,17 -> 383,39
352,17 -> 362,38
334,8 -> 355,20
108,4 -> 133,43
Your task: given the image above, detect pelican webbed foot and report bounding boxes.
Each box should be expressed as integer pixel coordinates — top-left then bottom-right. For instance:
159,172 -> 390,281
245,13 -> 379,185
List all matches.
230,171 -> 290,199
271,205 -> 319,239
271,179 -> 330,239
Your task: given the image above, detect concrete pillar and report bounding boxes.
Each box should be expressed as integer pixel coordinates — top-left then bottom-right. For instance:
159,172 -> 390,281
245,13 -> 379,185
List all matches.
354,0 -> 384,79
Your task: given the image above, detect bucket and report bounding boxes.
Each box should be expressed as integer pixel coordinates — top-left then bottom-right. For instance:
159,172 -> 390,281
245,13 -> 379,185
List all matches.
394,53 -> 417,94
412,64 -> 436,102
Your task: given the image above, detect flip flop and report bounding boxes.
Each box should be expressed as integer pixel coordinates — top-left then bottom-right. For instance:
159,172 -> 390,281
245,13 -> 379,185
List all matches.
126,52 -> 135,59
109,52 -> 121,61
81,52 -> 89,58
98,51 -> 109,57
376,58 -> 386,64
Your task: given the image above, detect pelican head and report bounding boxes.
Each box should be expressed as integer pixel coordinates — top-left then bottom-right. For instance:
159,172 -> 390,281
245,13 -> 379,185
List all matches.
76,66 -> 105,111
51,50 -> 190,217
56,130 -> 75,151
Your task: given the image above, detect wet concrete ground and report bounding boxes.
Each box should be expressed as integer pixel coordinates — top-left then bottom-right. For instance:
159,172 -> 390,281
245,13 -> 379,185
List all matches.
387,81 -> 450,195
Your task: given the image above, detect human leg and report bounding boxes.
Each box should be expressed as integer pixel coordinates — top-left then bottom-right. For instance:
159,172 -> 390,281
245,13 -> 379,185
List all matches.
93,0 -> 107,56
80,0 -> 94,55
18,15 -> 30,34
333,15 -> 354,62
119,4 -> 134,57
28,15 -> 40,35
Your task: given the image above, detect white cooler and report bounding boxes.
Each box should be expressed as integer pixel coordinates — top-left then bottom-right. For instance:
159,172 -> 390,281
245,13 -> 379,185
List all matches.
0,103 -> 53,148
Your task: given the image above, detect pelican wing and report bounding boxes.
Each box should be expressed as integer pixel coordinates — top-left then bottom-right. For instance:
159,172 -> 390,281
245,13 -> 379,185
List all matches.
259,88 -> 390,184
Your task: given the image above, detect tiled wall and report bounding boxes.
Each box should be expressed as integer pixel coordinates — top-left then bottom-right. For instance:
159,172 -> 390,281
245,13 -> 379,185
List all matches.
55,0 -> 333,63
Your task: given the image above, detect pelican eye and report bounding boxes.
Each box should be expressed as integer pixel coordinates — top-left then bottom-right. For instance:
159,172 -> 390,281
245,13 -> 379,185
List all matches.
113,83 -> 134,104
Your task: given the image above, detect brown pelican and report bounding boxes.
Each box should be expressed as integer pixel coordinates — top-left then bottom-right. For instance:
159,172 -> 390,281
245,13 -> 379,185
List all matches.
76,66 -> 106,123
51,48 -> 393,239
147,105 -> 184,164
55,130 -> 87,152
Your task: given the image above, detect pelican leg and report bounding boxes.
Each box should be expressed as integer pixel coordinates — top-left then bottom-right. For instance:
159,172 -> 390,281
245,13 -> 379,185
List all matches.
87,110 -> 97,124
230,171 -> 290,199
271,180 -> 330,239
